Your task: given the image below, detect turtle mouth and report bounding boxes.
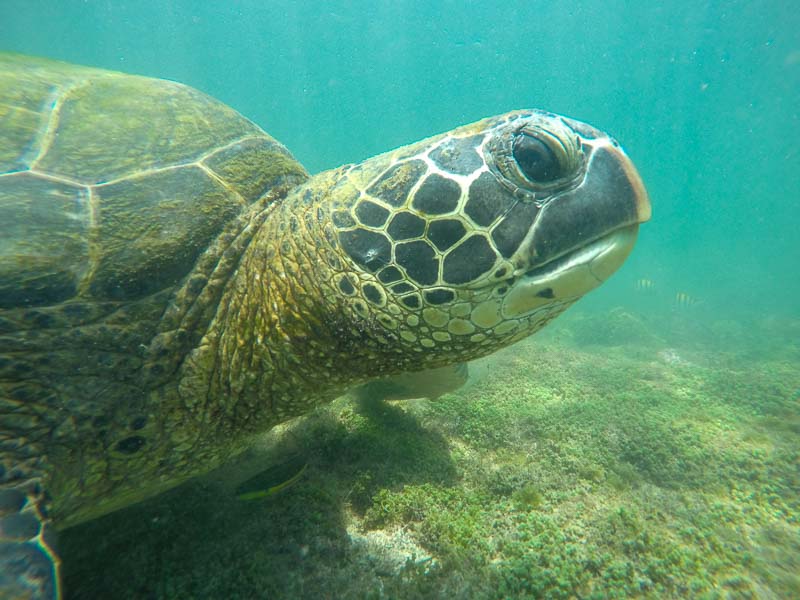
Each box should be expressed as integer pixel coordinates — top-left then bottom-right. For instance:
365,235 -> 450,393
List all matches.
498,136 -> 650,318
523,224 -> 639,285
501,225 -> 639,319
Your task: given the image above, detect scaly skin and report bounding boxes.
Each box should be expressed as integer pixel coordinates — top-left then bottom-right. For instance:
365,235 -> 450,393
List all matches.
185,110 -> 652,451
0,55 -> 650,600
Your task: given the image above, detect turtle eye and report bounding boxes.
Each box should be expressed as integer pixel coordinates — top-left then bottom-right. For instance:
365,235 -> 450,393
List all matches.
512,133 -> 561,183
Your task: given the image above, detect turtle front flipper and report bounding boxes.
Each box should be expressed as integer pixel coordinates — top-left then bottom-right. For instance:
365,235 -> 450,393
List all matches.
353,363 -> 470,402
0,486 -> 60,600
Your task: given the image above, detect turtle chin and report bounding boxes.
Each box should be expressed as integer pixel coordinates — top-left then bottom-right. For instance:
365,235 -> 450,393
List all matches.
501,224 -> 639,320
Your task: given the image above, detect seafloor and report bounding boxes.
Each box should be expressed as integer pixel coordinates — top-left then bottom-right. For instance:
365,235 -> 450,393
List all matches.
62,309 -> 799,599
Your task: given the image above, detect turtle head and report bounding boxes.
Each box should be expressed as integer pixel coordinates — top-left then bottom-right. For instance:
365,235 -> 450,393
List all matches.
324,110 -> 650,364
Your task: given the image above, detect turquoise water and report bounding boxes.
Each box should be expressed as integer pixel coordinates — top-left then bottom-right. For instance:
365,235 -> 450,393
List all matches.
2,2 -> 798,598
4,1 -> 798,322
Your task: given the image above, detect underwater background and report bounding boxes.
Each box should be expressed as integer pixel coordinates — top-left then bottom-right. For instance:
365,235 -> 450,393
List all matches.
2,1 -> 798,598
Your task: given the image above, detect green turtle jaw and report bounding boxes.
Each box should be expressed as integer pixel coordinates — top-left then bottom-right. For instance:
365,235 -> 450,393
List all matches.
585,224 -> 640,281
501,224 -> 639,319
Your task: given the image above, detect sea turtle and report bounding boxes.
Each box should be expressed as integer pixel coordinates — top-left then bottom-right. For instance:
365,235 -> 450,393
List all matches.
0,53 -> 650,599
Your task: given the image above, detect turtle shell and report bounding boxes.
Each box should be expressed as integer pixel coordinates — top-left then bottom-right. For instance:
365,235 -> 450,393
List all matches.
0,53 -> 307,308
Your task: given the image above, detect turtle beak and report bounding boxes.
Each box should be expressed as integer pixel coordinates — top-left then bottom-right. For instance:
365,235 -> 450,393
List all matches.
526,135 -> 651,277
617,143 -> 651,224
503,139 -> 650,314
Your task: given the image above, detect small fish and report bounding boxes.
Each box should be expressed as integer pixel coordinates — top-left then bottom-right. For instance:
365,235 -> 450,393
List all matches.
634,278 -> 655,291
674,292 -> 701,307
236,461 -> 308,501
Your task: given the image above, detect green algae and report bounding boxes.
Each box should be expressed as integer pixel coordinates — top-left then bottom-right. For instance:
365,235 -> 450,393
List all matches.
61,312 -> 800,599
